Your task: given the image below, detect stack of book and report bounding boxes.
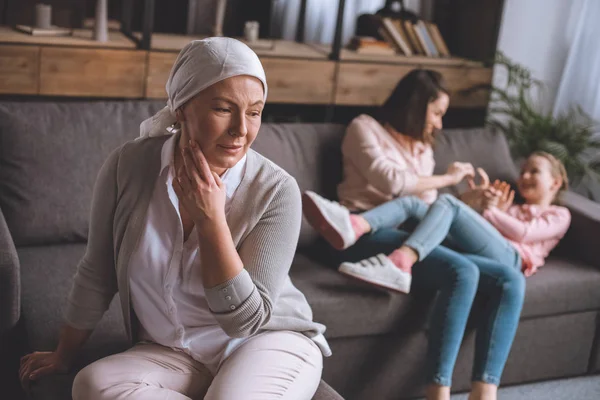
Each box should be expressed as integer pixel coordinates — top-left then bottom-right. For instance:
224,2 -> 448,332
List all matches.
376,17 -> 450,57
348,36 -> 396,55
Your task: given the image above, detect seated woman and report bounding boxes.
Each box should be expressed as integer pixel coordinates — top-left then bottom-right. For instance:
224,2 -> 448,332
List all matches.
303,70 -> 526,400
306,152 -> 571,285
19,37 -> 330,400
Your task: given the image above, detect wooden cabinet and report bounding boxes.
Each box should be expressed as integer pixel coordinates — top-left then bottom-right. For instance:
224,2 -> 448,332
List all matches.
0,28 -> 493,111
39,47 -> 146,98
0,45 -> 39,94
261,58 -> 335,104
146,51 -> 177,98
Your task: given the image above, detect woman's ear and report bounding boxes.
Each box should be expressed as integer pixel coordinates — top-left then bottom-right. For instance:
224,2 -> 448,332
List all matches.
175,108 -> 185,123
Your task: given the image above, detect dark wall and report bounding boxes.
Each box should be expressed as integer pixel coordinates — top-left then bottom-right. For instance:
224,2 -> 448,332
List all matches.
0,0 -> 273,36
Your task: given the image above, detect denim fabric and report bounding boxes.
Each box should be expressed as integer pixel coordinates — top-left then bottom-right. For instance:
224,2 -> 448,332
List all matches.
360,196 -> 429,232
338,228 -> 525,386
405,194 -> 521,270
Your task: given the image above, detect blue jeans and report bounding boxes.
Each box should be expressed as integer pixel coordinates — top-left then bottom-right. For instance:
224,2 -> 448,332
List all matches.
340,227 -> 525,386
361,194 -> 522,270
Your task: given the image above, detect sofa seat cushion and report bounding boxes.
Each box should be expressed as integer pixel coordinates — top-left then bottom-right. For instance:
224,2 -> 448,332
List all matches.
292,252 -> 600,340
0,101 -> 165,246
290,253 -> 431,339
521,256 -> 600,319
18,243 -> 128,358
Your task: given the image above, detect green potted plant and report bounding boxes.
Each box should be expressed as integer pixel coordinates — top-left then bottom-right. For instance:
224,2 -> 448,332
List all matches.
487,51 -> 600,186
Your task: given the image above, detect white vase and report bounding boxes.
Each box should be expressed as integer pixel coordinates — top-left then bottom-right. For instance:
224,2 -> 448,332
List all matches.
94,0 -> 108,42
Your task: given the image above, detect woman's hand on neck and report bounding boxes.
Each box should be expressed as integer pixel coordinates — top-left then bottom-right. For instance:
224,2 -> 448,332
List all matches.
175,133 -> 227,177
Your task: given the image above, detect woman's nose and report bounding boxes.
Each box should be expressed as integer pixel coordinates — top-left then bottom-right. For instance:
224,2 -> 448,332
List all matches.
230,112 -> 248,137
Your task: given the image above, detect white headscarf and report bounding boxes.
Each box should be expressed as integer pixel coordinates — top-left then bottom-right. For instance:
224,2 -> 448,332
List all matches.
139,37 -> 268,139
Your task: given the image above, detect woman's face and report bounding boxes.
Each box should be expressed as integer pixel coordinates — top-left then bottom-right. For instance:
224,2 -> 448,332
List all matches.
424,92 -> 449,136
177,75 -> 264,173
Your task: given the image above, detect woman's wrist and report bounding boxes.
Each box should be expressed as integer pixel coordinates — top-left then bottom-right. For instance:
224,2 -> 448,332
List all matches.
195,213 -> 228,238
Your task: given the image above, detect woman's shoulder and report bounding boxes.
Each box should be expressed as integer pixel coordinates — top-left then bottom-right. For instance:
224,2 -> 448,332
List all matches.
345,114 -> 385,143
347,114 -> 381,132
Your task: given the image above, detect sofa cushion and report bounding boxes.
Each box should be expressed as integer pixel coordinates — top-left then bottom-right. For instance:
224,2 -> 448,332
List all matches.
252,123 -> 345,248
292,253 -> 600,340
18,243 -> 128,357
0,101 -> 165,246
289,253 -> 431,339
520,256 -> 600,319
433,127 -> 519,196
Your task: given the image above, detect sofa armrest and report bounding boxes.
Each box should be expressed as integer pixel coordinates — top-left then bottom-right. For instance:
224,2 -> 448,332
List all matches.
558,191 -> 600,267
0,206 -> 19,334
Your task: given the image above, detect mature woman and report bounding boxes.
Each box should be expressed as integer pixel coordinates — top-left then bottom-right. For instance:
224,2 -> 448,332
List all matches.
304,70 -> 525,400
19,38 -> 330,400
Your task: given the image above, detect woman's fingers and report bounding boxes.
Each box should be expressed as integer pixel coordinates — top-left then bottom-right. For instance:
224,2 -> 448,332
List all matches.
190,141 -> 216,187
467,177 -> 476,190
182,147 -> 204,189
176,166 -> 193,195
477,168 -> 490,188
29,364 -> 55,381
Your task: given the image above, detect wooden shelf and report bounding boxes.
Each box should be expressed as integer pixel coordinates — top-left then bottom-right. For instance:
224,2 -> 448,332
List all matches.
0,27 -> 492,109
135,32 -> 328,60
0,26 -> 136,49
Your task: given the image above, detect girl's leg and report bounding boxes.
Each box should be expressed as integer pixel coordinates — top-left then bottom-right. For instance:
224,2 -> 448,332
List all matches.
412,247 -> 480,391
341,229 -> 481,391
359,195 -> 429,232
401,194 -> 520,269
465,254 -> 526,390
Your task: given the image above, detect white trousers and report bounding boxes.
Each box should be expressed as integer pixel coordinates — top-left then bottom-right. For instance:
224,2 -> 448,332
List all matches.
72,331 -> 323,400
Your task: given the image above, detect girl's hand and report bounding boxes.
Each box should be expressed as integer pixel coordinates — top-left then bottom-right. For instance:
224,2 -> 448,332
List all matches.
20,351 -> 70,390
482,186 -> 502,210
491,180 -> 515,211
173,140 -> 227,227
446,162 -> 475,185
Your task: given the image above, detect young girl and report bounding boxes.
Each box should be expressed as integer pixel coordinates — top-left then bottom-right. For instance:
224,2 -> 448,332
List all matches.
304,151 -> 572,292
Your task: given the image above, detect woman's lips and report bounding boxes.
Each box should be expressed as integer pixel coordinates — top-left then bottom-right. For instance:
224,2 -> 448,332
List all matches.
218,144 -> 243,154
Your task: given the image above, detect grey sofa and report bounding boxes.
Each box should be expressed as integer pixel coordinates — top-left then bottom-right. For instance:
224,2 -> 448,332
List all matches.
1,101 -> 600,400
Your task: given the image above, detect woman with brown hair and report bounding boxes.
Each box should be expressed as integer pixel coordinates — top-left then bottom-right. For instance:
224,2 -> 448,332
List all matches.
304,70 -> 526,400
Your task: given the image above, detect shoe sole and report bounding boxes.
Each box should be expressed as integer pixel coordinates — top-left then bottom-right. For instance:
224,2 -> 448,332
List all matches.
338,265 -> 411,294
302,192 -> 347,251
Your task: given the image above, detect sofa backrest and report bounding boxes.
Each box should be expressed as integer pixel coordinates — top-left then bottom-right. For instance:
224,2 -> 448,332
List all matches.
0,101 -> 165,247
0,102 -> 516,249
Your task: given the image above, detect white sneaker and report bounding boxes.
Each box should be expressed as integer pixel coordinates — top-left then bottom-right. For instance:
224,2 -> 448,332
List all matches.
338,254 -> 412,294
302,191 -> 357,250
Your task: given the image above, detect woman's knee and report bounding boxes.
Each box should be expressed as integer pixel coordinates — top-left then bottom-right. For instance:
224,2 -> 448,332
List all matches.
437,193 -> 462,208
72,363 -> 104,400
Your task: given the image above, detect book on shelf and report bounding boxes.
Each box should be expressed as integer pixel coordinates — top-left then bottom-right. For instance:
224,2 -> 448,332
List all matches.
402,20 -> 426,55
413,20 -> 439,57
349,36 -> 396,55
425,22 -> 450,57
380,17 -> 412,56
14,24 -> 72,37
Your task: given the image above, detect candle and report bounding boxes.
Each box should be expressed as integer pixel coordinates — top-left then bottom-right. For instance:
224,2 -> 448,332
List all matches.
35,4 -> 52,29
244,21 -> 259,43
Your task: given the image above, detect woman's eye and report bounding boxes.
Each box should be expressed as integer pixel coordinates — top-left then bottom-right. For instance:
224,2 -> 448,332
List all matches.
215,108 -> 230,113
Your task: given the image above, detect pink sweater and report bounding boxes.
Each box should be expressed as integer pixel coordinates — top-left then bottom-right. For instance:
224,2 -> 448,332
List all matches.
337,114 -> 437,211
484,205 -> 571,277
